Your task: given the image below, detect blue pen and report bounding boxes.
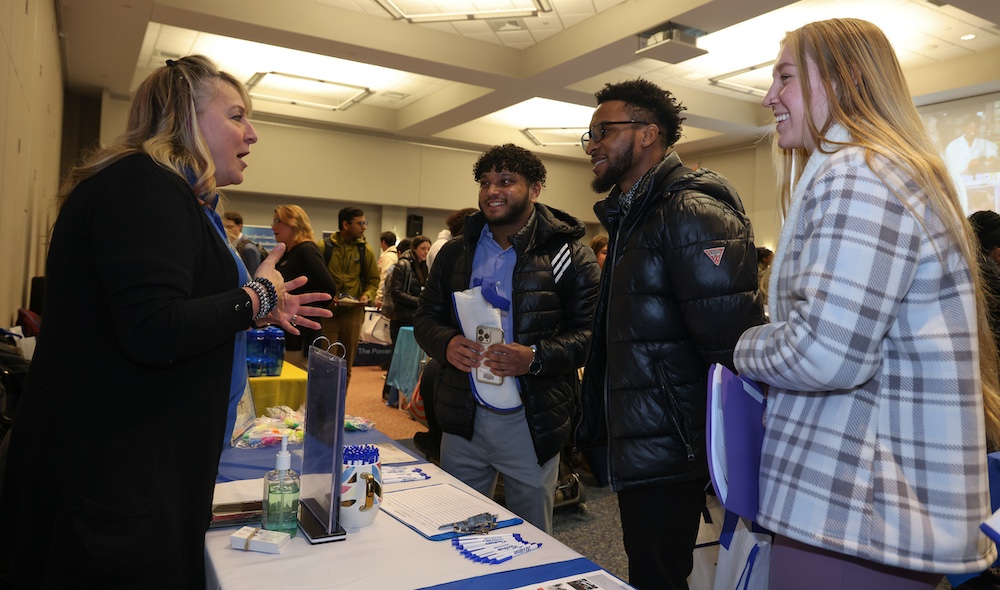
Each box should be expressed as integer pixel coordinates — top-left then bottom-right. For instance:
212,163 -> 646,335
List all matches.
484,542 -> 542,564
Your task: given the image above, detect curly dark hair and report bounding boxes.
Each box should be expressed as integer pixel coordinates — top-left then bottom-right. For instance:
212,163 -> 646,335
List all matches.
473,143 -> 546,187
446,207 -> 478,236
594,79 -> 686,149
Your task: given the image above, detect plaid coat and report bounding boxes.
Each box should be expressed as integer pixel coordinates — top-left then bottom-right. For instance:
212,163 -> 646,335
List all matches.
735,126 -> 996,574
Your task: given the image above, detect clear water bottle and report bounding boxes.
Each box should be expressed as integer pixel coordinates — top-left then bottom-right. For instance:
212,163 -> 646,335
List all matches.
246,328 -> 266,377
264,326 -> 285,376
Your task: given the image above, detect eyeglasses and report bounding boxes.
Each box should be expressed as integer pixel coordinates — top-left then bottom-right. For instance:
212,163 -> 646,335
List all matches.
353,220 -> 368,227
580,120 -> 649,151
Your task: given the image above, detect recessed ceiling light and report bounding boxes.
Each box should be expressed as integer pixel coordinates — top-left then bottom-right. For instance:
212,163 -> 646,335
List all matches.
372,0 -> 551,23
960,33 -> 977,41
245,72 -> 374,111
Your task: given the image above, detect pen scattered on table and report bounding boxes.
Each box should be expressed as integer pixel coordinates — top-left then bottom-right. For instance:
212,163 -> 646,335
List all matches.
451,533 -> 542,564
381,465 -> 431,484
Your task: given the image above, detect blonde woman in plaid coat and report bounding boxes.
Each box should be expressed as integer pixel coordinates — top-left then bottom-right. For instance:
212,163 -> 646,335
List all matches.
735,19 -> 1000,589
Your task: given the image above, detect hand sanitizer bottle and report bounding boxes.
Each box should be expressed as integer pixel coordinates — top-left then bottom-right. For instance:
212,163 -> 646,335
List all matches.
262,434 -> 299,537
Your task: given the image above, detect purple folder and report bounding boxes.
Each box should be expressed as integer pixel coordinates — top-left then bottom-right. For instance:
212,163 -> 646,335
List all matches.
707,363 -> 765,521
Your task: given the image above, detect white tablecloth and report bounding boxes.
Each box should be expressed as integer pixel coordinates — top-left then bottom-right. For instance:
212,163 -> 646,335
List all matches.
206,462 -> 612,589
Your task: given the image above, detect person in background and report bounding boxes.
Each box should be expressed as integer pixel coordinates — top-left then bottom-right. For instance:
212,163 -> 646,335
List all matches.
0,56 -> 330,588
736,19 -> 1000,589
222,210 -> 264,274
397,237 -> 411,256
756,246 -> 773,272
375,230 -> 399,310
756,246 -> 774,306
969,210 -> 1000,350
272,204 -> 338,367
946,116 -> 999,176
375,230 -> 399,370
381,235 -> 431,404
385,235 -> 431,345
589,234 -> 608,269
578,78 -> 764,590
428,207 -> 477,271
318,206 -> 379,386
415,143 -> 600,534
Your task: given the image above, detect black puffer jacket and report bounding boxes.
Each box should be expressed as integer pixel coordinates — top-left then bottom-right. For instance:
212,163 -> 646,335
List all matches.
415,204 -> 600,465
385,249 -> 427,325
578,153 -> 765,491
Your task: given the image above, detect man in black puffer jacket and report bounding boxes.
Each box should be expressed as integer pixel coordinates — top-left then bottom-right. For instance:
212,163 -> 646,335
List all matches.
579,79 -> 766,589
415,144 -> 600,534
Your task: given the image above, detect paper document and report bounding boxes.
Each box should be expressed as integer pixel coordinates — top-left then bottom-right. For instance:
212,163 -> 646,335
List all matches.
374,442 -> 420,465
381,483 -> 523,540
452,286 -> 522,411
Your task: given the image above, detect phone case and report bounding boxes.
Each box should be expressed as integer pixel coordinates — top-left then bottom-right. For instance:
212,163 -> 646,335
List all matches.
475,326 -> 504,386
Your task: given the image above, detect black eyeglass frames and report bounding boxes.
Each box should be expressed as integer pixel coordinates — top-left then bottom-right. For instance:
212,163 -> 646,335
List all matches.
580,120 -> 649,151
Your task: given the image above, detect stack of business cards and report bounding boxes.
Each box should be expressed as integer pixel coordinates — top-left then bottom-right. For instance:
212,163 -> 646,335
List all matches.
230,526 -> 291,554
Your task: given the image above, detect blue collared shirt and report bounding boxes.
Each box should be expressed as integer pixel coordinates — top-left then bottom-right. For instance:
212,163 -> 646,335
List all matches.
471,224 -> 516,342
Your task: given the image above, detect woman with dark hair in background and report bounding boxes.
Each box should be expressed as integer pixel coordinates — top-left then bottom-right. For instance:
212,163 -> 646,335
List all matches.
272,204 -> 338,366
385,235 -> 431,343
589,234 -> 608,269
382,235 -> 431,405
0,56 -> 330,588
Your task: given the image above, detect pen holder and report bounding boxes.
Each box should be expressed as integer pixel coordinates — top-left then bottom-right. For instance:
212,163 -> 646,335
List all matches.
340,445 -> 383,529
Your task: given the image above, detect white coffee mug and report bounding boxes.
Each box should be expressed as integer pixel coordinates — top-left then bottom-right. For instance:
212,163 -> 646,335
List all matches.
340,462 -> 383,528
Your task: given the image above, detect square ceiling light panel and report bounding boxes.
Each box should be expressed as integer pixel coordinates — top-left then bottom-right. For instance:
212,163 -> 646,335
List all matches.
521,127 -> 588,147
245,71 -> 374,111
373,0 -> 553,23
708,61 -> 774,97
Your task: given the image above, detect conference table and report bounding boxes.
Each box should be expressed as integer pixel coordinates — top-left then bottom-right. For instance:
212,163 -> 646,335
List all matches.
207,428 -> 633,589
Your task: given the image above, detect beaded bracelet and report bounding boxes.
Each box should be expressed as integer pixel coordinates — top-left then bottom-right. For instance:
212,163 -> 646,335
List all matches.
243,278 -> 277,321
256,277 -> 277,313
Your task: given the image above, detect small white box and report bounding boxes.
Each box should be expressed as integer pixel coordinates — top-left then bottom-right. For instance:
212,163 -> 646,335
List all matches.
230,526 -> 291,554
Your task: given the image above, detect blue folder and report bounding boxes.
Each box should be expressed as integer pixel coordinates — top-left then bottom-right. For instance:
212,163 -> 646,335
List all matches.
707,363 -> 766,522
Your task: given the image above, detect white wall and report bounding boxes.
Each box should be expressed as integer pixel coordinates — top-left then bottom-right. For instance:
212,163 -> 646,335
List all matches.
0,0 -> 62,325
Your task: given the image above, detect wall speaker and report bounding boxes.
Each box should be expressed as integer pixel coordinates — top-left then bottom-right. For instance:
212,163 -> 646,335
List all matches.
406,214 -> 423,237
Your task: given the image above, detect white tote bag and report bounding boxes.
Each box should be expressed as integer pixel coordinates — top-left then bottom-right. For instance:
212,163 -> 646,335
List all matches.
688,493 -> 725,590
360,307 -> 391,345
713,510 -> 771,590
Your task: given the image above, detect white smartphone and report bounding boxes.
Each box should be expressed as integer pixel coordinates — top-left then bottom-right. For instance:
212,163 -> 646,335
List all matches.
475,325 -> 504,386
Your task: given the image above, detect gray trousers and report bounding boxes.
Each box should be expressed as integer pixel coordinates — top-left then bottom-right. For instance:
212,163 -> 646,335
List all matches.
440,406 -> 559,534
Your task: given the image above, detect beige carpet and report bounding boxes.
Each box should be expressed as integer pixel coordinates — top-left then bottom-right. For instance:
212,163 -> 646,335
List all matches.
345,364 -> 427,441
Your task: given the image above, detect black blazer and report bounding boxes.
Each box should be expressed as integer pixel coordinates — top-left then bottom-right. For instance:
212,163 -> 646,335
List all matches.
0,154 -> 256,588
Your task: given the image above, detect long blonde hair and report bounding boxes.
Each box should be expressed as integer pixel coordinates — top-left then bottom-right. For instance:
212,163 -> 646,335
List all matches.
773,18 -> 1000,448
56,55 -> 251,210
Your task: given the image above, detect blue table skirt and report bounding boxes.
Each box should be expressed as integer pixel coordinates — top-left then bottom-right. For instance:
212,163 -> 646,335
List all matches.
419,557 -> 623,590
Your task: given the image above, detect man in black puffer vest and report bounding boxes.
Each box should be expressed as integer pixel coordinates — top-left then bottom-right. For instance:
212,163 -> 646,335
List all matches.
579,79 -> 766,589
415,144 -> 600,534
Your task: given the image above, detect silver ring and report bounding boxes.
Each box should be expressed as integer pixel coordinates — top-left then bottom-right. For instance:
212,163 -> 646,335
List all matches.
290,314 -> 297,327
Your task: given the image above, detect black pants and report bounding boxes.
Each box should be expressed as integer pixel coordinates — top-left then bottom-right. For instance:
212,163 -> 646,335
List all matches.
420,358 -> 441,438
617,478 -> 707,590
